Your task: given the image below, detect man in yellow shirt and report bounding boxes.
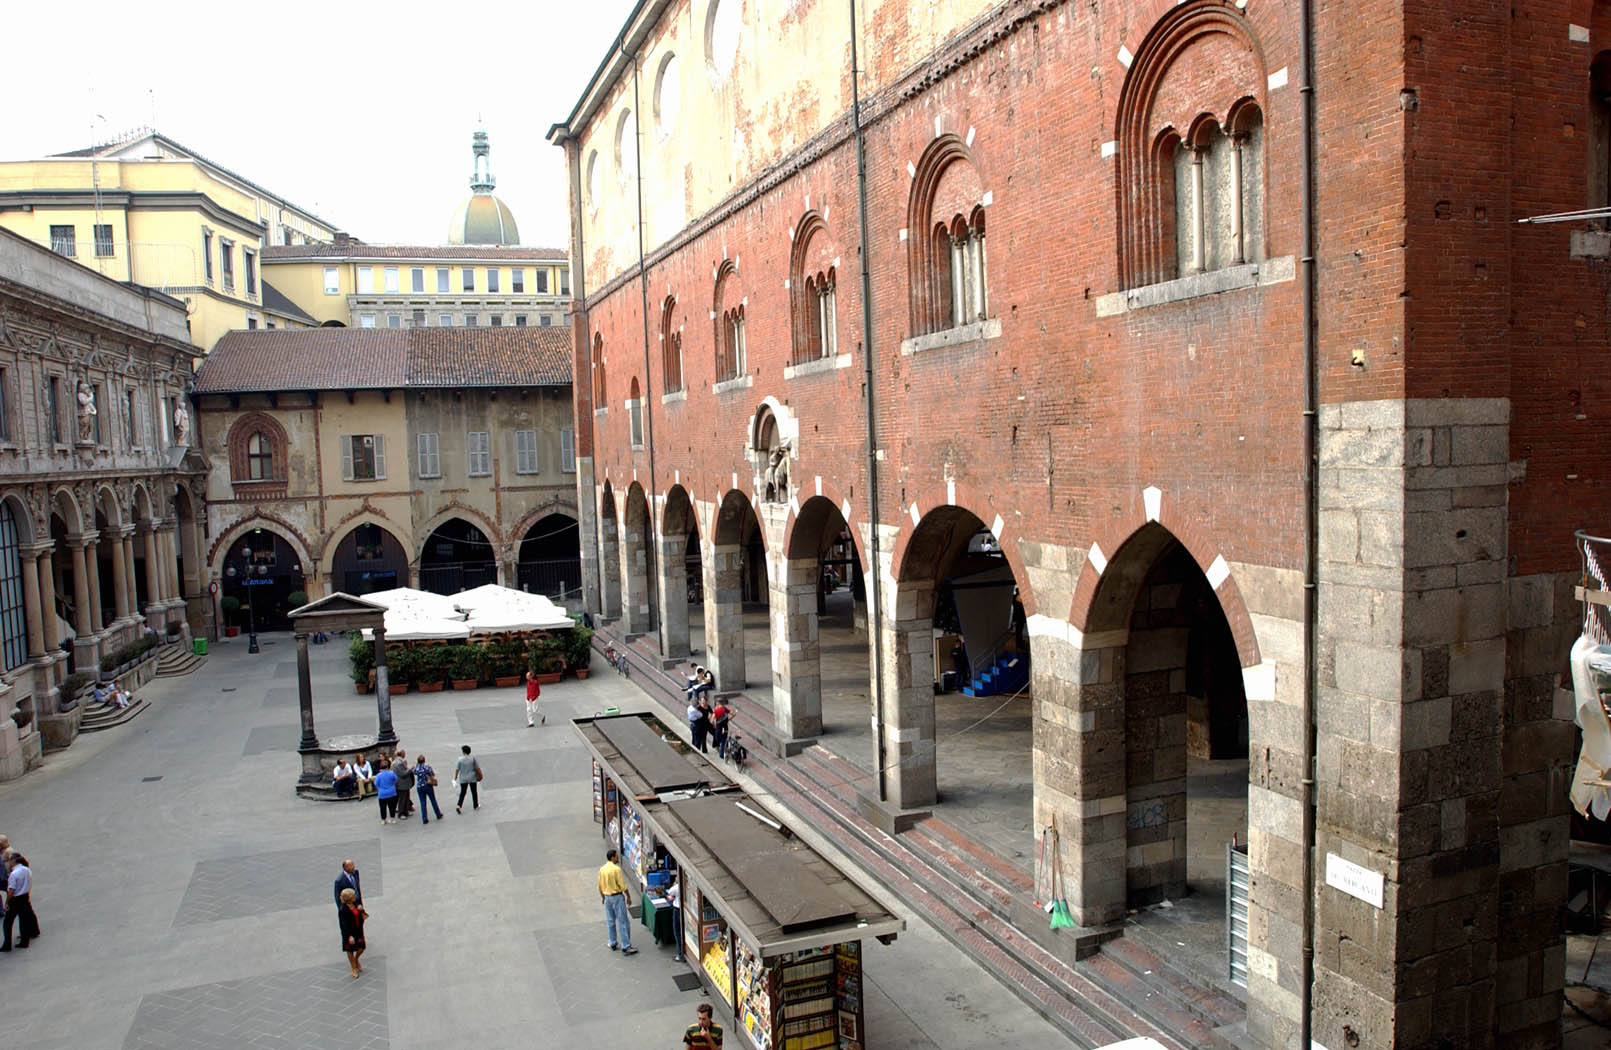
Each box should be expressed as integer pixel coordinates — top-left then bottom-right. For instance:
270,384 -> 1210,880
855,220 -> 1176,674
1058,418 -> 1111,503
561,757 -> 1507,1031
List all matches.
598,848 -> 637,955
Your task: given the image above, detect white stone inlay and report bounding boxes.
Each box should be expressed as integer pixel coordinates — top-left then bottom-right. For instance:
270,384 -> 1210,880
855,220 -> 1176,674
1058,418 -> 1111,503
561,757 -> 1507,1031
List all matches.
1206,554 -> 1230,589
1570,23 -> 1590,42
981,190 -> 993,207
898,228 -> 908,242
907,161 -> 917,178
1088,541 -> 1107,575
1143,485 -> 1162,522
804,193 -> 811,210
990,514 -> 1004,538
674,469 -> 680,483
732,471 -> 738,491
841,499 -> 851,522
815,475 -> 822,496
1268,66 -> 1289,90
890,725 -> 921,743
1117,45 -> 1134,68
1100,140 -> 1118,159
934,115 -> 943,138
966,125 -> 976,147
783,279 -> 790,289
947,479 -> 956,506
790,495 -> 800,515
1242,660 -> 1276,702
1325,853 -> 1384,909
909,503 -> 921,526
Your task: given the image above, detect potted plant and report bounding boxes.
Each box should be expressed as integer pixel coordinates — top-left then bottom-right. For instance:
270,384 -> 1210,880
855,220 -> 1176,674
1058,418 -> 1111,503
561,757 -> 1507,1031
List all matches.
564,625 -> 595,679
527,635 -> 565,685
287,590 -> 308,612
388,646 -> 415,694
220,596 -> 241,637
490,639 -> 525,687
416,646 -> 448,692
349,636 -> 375,693
448,645 -> 483,690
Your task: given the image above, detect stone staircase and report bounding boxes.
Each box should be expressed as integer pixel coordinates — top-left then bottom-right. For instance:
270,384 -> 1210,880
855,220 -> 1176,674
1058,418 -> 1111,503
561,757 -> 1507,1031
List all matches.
155,643 -> 206,678
78,695 -> 150,733
597,628 -> 1245,1050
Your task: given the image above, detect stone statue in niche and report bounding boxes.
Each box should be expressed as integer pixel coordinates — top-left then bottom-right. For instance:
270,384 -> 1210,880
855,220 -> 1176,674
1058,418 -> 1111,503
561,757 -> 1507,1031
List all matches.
764,442 -> 792,504
75,380 -> 97,442
172,402 -> 189,445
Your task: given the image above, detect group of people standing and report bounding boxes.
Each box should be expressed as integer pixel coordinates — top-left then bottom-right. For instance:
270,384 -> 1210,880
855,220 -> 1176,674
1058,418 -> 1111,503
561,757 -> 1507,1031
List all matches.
0,835 -> 39,953
686,692 -> 732,758
332,744 -> 485,825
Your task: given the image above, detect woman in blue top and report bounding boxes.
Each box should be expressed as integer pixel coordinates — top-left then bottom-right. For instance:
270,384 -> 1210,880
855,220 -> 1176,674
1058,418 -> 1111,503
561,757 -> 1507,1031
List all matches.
374,760 -> 399,825
412,755 -> 444,824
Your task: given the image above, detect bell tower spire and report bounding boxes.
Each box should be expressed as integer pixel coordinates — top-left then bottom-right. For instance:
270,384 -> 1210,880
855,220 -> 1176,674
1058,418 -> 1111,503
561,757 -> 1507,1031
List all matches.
470,127 -> 495,193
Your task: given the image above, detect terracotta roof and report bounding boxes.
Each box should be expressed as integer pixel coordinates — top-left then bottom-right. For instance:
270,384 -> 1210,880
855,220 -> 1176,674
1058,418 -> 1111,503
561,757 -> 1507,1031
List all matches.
259,280 -> 317,325
261,243 -> 567,262
195,326 -> 572,394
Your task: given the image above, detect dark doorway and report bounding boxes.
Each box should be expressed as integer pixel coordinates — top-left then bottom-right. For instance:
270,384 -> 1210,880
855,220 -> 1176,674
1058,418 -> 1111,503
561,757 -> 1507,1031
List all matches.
332,522 -> 409,596
517,514 -> 581,600
419,518 -> 497,595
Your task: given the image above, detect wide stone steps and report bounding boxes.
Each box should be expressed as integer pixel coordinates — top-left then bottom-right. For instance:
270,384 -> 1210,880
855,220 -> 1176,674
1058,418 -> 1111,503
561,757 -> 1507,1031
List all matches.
79,697 -> 149,733
155,646 -> 206,678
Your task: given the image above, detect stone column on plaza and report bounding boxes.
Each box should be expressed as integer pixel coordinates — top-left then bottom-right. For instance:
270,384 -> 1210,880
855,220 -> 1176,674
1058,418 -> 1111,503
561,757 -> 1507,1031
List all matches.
69,542 -> 91,638
122,533 -> 140,621
85,537 -> 104,633
295,631 -> 319,752
656,525 -> 689,661
19,545 -> 45,661
163,526 -> 181,607
770,558 -> 822,741
620,520 -> 652,637
36,549 -> 58,652
109,531 -> 131,623
704,540 -> 746,692
874,570 -> 938,812
373,624 -> 396,746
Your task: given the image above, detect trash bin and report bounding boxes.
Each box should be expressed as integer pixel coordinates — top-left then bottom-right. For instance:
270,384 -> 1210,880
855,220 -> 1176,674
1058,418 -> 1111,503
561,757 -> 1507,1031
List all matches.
193,637 -> 208,656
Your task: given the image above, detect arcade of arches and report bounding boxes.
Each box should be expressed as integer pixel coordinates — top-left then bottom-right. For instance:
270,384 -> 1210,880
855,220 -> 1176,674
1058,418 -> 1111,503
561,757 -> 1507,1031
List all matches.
589,485 -> 1249,925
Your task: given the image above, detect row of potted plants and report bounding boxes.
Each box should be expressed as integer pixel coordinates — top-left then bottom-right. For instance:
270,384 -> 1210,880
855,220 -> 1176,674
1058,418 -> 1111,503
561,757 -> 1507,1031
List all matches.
348,627 -> 594,693
99,635 -> 161,678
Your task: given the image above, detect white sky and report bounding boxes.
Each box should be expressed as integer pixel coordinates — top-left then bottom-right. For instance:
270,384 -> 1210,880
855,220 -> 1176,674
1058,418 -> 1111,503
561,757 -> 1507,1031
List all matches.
3,0 -> 641,250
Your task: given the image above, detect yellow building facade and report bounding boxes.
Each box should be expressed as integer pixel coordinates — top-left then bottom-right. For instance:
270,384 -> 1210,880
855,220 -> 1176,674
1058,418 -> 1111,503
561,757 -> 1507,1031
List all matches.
0,130 -> 339,351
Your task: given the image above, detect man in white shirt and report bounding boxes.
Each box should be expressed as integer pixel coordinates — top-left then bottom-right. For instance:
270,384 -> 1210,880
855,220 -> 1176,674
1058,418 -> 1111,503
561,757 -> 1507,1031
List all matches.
332,759 -> 358,798
666,878 -> 685,962
2,852 -> 38,950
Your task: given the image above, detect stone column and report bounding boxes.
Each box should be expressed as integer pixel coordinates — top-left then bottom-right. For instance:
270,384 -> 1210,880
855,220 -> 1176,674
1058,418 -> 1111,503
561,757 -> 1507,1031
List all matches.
657,525 -> 690,660
295,631 -> 319,751
876,580 -> 938,810
600,516 -> 622,620
576,461 -> 602,618
164,526 -> 182,605
122,533 -> 139,620
109,532 -> 131,622
374,624 -> 396,745
704,541 -> 746,692
770,556 -> 822,740
36,549 -> 58,652
142,526 -> 162,621
85,537 -> 104,633
19,546 -> 45,660
620,520 -> 652,636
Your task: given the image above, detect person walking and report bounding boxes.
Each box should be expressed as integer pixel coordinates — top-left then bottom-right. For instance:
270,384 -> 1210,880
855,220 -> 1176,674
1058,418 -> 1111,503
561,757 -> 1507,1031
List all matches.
2,852 -> 39,951
413,755 -> 444,824
598,848 -> 636,955
683,1003 -> 723,1048
374,761 -> 399,824
688,696 -> 710,753
454,745 -> 481,814
337,887 -> 366,979
392,749 -> 414,820
333,859 -> 362,908
524,670 -> 544,727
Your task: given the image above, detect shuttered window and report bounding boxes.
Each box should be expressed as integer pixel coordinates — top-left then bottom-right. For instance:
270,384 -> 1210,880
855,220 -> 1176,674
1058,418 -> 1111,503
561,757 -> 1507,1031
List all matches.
515,429 -> 538,474
467,431 -> 491,476
560,427 -> 576,473
417,432 -> 440,478
341,434 -> 385,480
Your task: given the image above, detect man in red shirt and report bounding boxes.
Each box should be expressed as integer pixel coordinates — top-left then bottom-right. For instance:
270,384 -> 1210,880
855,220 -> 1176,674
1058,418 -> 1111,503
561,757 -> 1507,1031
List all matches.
525,670 -> 544,727
710,701 -> 730,758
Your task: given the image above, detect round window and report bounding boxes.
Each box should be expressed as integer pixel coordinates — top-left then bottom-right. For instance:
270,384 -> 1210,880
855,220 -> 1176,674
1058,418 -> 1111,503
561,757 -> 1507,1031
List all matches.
655,53 -> 681,136
706,0 -> 739,81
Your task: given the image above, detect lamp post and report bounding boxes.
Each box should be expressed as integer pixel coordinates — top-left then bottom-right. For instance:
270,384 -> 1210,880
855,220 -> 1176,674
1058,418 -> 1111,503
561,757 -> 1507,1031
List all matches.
225,546 -> 265,654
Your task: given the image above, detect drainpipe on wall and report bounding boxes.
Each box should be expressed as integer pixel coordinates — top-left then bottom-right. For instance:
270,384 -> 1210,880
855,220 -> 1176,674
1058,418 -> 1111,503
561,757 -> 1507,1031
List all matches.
630,49 -> 663,640
559,127 -> 597,615
1298,0 -> 1319,1041
848,0 -> 888,802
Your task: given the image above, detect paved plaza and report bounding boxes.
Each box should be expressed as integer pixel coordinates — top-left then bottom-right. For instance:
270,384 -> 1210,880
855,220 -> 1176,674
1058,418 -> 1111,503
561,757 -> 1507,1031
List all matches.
0,634 -> 1074,1050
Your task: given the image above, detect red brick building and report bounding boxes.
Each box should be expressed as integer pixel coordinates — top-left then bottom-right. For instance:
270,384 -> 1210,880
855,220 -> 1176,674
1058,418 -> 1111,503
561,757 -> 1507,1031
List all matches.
550,1 -> 1608,1046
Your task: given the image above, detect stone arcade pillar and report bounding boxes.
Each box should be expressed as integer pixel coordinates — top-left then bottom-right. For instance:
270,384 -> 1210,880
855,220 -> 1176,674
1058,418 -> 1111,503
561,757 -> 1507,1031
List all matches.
620,521 -> 652,637
874,565 -> 937,811
770,557 -> 822,741
657,524 -> 689,662
109,530 -> 131,623
704,540 -> 746,692
36,549 -> 58,654
19,545 -> 45,662
142,524 -> 163,626
70,537 -> 97,668
599,516 -> 621,621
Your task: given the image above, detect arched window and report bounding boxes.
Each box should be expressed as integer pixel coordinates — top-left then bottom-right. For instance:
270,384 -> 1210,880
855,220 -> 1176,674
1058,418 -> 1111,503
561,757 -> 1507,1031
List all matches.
1116,3 -> 1266,288
591,332 -> 608,407
246,432 -> 274,480
790,212 -> 839,364
661,296 -> 683,393
0,501 -> 25,671
908,135 -> 989,335
713,260 -> 746,383
627,377 -> 644,447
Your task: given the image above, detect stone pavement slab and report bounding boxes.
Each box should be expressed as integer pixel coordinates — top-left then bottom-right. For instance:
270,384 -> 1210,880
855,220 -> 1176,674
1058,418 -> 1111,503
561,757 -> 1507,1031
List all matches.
124,960 -> 389,1050
174,839 -> 383,926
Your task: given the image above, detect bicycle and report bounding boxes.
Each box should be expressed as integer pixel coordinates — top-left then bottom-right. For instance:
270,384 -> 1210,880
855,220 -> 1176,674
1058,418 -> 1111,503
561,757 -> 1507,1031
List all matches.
726,726 -> 748,769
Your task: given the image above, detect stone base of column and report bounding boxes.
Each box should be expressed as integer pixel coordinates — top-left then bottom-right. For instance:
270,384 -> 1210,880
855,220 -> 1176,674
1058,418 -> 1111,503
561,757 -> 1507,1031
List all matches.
746,722 -> 818,758
296,733 -> 394,799
855,791 -> 932,834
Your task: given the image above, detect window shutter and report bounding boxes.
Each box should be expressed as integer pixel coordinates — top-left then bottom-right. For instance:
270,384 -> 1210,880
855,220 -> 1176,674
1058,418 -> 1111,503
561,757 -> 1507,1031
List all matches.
373,434 -> 386,479
418,433 -> 430,477
341,435 -> 354,480
561,428 -> 576,473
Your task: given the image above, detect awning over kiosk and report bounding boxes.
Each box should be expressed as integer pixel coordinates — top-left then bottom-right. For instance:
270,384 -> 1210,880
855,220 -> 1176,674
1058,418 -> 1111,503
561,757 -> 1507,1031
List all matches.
577,713 -> 735,799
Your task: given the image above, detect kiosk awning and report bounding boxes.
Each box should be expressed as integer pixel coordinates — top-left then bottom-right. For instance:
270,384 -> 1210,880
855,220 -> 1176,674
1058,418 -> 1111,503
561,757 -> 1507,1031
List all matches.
575,713 -> 734,798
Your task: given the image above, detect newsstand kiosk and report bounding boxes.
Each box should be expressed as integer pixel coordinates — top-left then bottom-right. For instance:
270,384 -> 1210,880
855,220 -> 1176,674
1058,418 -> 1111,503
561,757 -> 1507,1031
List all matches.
575,714 -> 905,1050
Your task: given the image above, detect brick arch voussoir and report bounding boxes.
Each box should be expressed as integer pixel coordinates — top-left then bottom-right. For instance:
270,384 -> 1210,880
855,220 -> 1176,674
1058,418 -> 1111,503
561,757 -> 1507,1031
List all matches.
414,503 -> 503,568
889,482 -> 1036,617
208,511 -> 315,578
781,477 -> 866,575
225,410 -> 291,481
318,508 -> 409,578
510,495 -> 582,551
1069,502 -> 1260,668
